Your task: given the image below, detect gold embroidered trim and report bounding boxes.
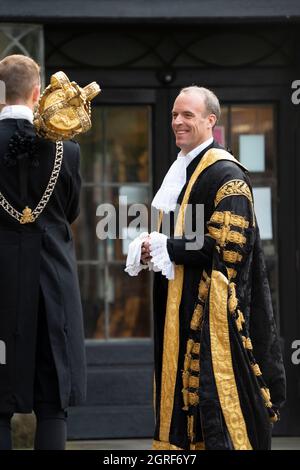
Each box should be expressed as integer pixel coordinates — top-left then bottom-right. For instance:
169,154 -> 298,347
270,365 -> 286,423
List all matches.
223,250 -> 243,264
209,269 -> 252,450
152,440 -> 184,450
190,442 -> 205,450
159,148 -> 243,442
157,209 -> 163,232
215,180 -> 253,207
210,211 -> 249,229
214,179 -> 255,227
159,265 -> 183,441
208,226 -> 246,247
152,439 -> 205,450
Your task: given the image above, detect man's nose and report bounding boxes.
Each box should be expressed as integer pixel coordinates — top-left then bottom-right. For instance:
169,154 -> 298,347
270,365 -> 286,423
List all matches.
173,115 -> 183,125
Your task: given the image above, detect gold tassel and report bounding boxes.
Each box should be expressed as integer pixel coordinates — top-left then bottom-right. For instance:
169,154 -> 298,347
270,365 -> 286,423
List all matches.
235,309 -> 245,331
186,339 -> 194,355
270,414 -> 278,424
227,267 -> 237,280
228,282 -> 238,313
188,392 -> 199,406
184,353 -> 191,371
261,387 -> 272,407
192,342 -> 200,355
199,280 -> 209,301
190,359 -> 200,372
252,363 -> 262,376
182,388 -> 189,410
189,375 -> 200,389
187,415 -> 195,442
182,370 -> 189,389
190,304 -> 203,330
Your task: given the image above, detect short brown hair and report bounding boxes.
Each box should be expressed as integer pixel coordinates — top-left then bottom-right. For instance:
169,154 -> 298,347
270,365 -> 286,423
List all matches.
0,54 -> 40,104
180,86 -> 221,123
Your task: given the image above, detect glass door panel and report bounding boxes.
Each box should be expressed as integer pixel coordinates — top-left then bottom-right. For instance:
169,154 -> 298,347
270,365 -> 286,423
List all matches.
74,105 -> 152,339
214,104 -> 279,327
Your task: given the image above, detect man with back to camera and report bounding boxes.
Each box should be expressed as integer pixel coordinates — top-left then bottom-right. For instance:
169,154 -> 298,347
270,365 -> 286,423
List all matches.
127,86 -> 286,450
0,54 -> 86,450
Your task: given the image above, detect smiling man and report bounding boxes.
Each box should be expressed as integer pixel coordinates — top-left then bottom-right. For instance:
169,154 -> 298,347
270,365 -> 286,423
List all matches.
140,86 -> 286,450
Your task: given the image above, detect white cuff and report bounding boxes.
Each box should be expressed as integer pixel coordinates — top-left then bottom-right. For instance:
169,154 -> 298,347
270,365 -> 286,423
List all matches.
149,231 -> 175,280
125,232 -> 149,276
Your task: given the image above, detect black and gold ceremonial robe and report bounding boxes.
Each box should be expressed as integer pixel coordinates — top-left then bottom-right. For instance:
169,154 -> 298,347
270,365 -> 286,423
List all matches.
152,141 -> 286,450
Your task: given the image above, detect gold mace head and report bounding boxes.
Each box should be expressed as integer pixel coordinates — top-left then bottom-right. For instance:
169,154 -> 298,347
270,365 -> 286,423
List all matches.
34,71 -> 101,141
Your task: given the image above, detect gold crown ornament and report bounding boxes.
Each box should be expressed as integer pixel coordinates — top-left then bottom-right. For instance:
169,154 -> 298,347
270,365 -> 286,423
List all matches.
33,71 -> 101,141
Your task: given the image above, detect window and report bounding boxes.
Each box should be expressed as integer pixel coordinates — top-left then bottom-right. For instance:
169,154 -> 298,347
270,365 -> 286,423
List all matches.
74,106 -> 152,339
214,104 -> 279,327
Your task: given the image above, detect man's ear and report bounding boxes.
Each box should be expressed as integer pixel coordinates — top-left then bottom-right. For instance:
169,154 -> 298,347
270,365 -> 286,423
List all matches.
207,113 -> 217,129
32,83 -> 40,106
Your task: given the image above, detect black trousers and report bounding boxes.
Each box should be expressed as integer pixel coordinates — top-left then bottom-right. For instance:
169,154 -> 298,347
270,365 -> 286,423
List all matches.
0,290 -> 67,450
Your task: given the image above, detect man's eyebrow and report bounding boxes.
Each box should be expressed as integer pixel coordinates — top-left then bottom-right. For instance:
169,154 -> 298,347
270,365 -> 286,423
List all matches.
171,110 -> 194,115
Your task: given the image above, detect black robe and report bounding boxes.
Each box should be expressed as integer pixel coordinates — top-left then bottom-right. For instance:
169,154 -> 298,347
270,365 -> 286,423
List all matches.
152,141 -> 286,450
0,118 -> 86,413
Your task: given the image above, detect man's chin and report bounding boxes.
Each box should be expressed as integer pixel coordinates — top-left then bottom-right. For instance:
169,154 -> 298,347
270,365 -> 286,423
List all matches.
176,139 -> 189,149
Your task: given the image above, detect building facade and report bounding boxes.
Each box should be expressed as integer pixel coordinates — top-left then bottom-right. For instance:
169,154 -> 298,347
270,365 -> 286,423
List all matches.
1,0 -> 300,439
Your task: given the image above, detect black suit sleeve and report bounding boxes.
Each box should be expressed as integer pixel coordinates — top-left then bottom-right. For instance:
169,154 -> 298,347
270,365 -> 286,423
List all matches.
167,235 -> 215,269
66,143 -> 82,224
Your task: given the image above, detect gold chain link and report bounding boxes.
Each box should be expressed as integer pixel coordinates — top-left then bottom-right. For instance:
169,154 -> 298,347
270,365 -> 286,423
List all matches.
0,141 -> 63,224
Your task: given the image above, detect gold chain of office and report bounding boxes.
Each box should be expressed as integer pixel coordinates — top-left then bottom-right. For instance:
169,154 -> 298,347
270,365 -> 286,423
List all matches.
0,141 -> 63,224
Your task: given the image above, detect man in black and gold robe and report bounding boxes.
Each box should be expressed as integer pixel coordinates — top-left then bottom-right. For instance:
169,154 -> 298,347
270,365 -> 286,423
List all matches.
141,86 -> 286,450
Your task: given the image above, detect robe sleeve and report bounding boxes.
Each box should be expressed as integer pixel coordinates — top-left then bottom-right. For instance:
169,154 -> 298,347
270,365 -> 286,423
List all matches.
207,176 -> 286,419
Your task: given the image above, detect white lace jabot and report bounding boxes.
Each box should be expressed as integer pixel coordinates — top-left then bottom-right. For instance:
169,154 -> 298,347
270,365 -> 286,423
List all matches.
151,137 -> 213,214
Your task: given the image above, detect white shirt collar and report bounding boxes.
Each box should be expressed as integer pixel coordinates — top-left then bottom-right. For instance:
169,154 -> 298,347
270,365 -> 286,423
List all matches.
0,105 -> 33,124
152,137 -> 214,213
177,137 -> 214,167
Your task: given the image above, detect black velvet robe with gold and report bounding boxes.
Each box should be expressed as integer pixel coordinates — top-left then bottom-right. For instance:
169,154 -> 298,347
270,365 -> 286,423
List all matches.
152,141 -> 286,450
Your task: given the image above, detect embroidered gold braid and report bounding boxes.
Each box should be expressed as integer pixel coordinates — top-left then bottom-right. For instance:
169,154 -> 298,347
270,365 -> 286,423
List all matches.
215,180 -> 253,207
223,250 -> 243,264
214,179 -> 255,227
210,211 -> 249,229
0,141 -> 63,224
208,226 -> 246,247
